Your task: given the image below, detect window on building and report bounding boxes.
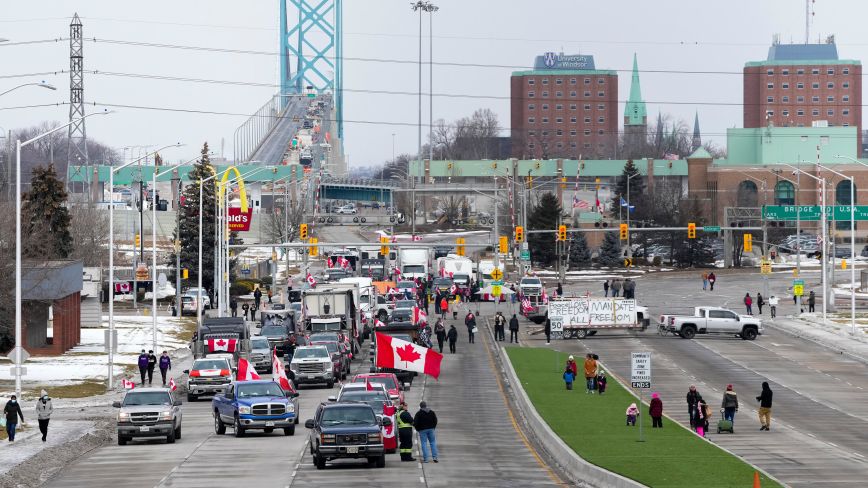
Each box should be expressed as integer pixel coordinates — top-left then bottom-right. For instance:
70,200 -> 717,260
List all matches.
598,129 -> 605,135
843,68 -> 850,75
827,96 -> 835,102
797,82 -> 804,89
827,82 -> 834,89
767,69 -> 774,76
766,110 -> 774,117
556,91 -> 563,97
570,91 -> 577,97
556,104 -> 563,110
570,104 -> 577,110
584,104 -> 591,110
584,78 -> 591,85
737,181 -> 759,207
584,117 -> 591,123
812,109 -> 819,116
843,82 -> 850,89
570,78 -> 577,85
542,117 -> 549,123
528,117 -> 535,123
542,130 -> 549,136
767,96 -> 774,103
570,117 -> 577,123
827,68 -> 835,75
571,142 -> 577,148
597,91 -> 605,97
584,91 -> 591,97
782,69 -> 789,75
598,78 -> 605,85
782,109 -> 789,116
782,83 -> 789,89
583,129 -> 591,136
556,129 -> 563,136
528,143 -> 535,149
827,109 -> 834,116
812,96 -> 819,102
570,130 -> 577,136
542,104 -> 549,110
797,68 -> 805,75
557,143 -> 563,148
542,78 -> 549,85
843,109 -> 850,116
555,79 -> 562,85
598,104 -> 606,110
797,96 -> 805,102
811,82 -> 819,89
836,181 -> 857,229
528,104 -> 535,110
583,143 -> 591,149
556,117 -> 563,123
775,181 -> 795,205
782,96 -> 789,102
598,116 -> 605,123
843,95 -> 850,102
528,91 -> 535,98
767,83 -> 774,89
528,79 -> 535,85
812,68 -> 819,75
528,130 -> 535,137
542,91 -> 549,97
844,123 -> 850,127
797,109 -> 805,116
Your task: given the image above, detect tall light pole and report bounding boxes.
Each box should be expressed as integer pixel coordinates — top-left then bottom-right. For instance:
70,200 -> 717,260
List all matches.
2,82 -> 56,201
15,110 -> 111,397
832,155 -> 863,334
0,81 -> 56,99
626,172 -> 640,258
426,3 -> 438,164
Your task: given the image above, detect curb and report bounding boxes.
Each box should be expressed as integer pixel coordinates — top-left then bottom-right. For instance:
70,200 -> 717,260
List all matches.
767,318 -> 868,367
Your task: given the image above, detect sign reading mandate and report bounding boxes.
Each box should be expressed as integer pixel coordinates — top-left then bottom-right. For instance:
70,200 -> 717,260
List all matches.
631,352 -> 651,389
763,205 -> 868,221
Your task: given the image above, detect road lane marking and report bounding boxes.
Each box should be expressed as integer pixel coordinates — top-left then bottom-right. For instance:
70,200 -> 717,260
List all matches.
154,431 -> 214,487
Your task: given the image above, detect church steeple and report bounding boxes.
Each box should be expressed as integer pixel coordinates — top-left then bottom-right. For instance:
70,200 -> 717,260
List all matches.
624,53 -> 647,126
692,111 -> 702,151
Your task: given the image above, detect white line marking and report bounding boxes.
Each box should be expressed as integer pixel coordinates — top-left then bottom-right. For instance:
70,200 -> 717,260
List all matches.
420,477 -> 425,483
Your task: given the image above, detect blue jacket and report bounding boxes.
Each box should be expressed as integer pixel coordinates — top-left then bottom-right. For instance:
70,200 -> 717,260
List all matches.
563,371 -> 575,383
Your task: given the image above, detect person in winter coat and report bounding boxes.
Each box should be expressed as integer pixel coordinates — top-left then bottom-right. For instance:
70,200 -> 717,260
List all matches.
721,384 -> 739,425
434,319 -> 447,353
625,403 -> 639,426
440,296 -> 449,320
694,397 -> 709,437
509,314 -> 520,343
563,367 -> 575,390
701,272 -> 708,291
397,402 -> 416,461
808,290 -> 816,313
413,401 -> 439,463
756,293 -> 765,315
494,312 -> 506,341
744,293 -> 753,315
596,371 -> 607,394
756,382 -> 773,431
686,385 -> 701,429
611,279 -> 622,297
4,395 -> 24,441
147,350 -> 157,385
708,272 -> 717,291
241,303 -> 250,321
556,283 -> 563,297
465,312 -> 477,344
583,354 -> 597,393
446,325 -> 458,354
229,297 -> 238,317
137,349 -> 149,385
159,351 -> 172,386
769,295 -> 779,319
35,390 -> 53,442
649,392 -> 663,428
253,287 -> 262,309
434,291 -> 442,314
544,314 -> 551,344
267,287 -> 273,304
452,295 -> 461,319
603,280 -> 610,297
565,355 -> 578,378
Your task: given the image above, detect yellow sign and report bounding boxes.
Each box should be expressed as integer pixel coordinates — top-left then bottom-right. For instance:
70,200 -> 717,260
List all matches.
793,284 -> 804,296
217,166 -> 249,213
760,259 -> 772,275
490,268 -> 503,281
491,285 -> 502,297
842,259 -> 847,270
182,268 -> 189,279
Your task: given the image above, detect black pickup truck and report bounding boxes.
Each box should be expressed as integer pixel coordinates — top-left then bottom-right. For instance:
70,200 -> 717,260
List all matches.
306,402 -> 389,469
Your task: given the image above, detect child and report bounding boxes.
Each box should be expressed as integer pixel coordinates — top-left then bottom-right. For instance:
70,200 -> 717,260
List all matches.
649,392 -> 663,428
695,398 -> 709,437
563,368 -> 575,390
625,403 -> 639,426
596,371 -> 608,394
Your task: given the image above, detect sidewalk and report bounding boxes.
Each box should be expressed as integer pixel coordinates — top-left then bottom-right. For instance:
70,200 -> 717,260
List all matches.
768,312 -> 868,364
0,420 -> 95,477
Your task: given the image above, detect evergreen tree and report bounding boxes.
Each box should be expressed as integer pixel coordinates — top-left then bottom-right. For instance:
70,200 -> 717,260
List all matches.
674,237 -> 716,268
169,143 -> 216,292
527,192 -> 562,266
568,231 -> 591,269
611,159 -> 643,210
22,165 -> 72,259
597,231 -> 623,267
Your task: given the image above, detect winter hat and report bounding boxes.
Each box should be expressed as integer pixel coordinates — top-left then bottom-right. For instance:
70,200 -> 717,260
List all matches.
40,389 -> 48,397
726,384 -> 733,391
568,355 -> 574,361
651,392 -> 660,399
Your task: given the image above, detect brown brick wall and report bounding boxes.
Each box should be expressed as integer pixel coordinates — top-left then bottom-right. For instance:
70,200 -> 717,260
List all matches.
24,292 -> 81,356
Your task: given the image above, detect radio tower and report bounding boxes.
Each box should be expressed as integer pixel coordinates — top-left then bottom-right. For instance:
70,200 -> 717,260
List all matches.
67,13 -> 90,197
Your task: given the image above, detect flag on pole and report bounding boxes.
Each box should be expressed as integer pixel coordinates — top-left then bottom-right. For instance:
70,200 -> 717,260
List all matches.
272,349 -> 293,392
576,199 -> 589,210
306,272 -> 317,288
122,378 -> 135,389
207,338 -> 238,353
412,235 -> 422,242
237,358 -> 261,381
326,257 -> 334,268
375,319 -> 386,328
620,197 -> 629,207
168,377 -> 178,391
375,332 -> 443,379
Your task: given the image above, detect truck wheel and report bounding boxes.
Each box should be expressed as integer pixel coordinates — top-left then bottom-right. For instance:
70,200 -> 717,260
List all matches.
361,217 -> 367,223
575,329 -> 588,339
187,393 -> 197,402
284,425 -> 296,436
327,380 -> 335,388
166,427 -> 176,444
175,424 -> 182,440
117,435 -> 128,446
214,412 -> 226,434
587,330 -> 598,336
680,326 -> 697,339
741,327 -> 758,341
315,453 -> 326,470
234,416 -> 246,438
264,427 -> 274,434
376,454 -> 386,468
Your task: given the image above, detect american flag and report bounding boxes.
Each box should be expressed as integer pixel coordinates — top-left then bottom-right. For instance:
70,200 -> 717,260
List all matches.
574,199 -> 590,209
521,297 -> 533,313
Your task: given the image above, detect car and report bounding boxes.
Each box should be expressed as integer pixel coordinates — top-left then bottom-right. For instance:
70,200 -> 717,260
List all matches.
289,345 -> 336,388
114,388 -> 183,445
389,308 -> 412,325
305,402 -> 389,469
184,358 -> 233,402
312,341 -> 351,380
335,204 -> 357,215
248,337 -> 274,374
395,281 -> 417,299
664,306 -> 763,340
394,299 -> 417,311
184,288 -> 211,309
433,245 -> 453,259
351,373 -> 408,406
323,268 -> 353,282
371,201 -> 380,209
834,247 -> 853,258
212,380 -> 299,437
432,277 -> 454,298
258,324 -> 293,357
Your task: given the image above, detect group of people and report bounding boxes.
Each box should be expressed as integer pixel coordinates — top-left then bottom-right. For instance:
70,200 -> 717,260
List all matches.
562,354 -> 607,394
602,279 -> 637,299
137,350 -> 172,386
3,390 -> 54,443
396,401 -> 440,463
700,272 -> 718,291
742,292 -> 782,318
492,311 -> 521,343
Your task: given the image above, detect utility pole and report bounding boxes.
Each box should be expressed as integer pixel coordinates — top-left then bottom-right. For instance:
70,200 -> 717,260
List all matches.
67,13 -> 90,198
174,175 -> 182,316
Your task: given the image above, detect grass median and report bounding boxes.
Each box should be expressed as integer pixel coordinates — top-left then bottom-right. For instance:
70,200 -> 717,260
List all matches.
506,347 -> 781,488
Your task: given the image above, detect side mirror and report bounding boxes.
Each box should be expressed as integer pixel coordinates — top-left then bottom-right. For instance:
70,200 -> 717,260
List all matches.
327,395 -> 337,402
402,382 -> 411,391
382,417 -> 392,427
290,392 -> 300,399
304,419 -> 315,429
112,401 -> 122,408
232,367 -> 238,373
225,393 -> 233,400
183,369 -> 190,374
173,400 -> 183,406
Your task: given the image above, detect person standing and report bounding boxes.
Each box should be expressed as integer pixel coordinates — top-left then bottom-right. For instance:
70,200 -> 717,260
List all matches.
396,402 -> 416,462
35,390 -> 53,442
708,272 -> 716,291
159,351 -> 172,386
721,384 -> 739,425
565,355 -> 578,378
544,314 -> 551,344
446,324 -> 458,354
494,312 -> 505,341
465,312 -> 477,344
756,293 -> 765,315
434,290 -> 441,315
744,293 -> 753,315
701,272 -> 708,291
509,314 -> 520,343
434,319 -> 446,353
424,291 -> 430,316
413,401 -> 439,463
253,286 -> 262,310
686,385 -> 700,429
769,295 -> 779,319
4,395 -> 24,442
808,290 -> 816,313
694,397 -> 708,437
556,283 -> 563,297
623,279 -> 635,299
649,393 -> 663,428
230,297 -> 238,317
611,279 -> 621,297
137,349 -> 149,385
603,280 -> 610,297
440,296 -> 449,320
756,382 -> 773,431
147,350 -> 157,385
583,354 -> 597,394
267,287 -> 273,304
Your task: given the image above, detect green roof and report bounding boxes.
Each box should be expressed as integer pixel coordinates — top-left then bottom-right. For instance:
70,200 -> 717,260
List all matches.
716,127 -> 859,166
688,147 -> 712,159
624,53 -> 646,124
410,159 -> 688,178
67,164 -> 304,185
744,59 -> 860,67
512,69 -> 617,77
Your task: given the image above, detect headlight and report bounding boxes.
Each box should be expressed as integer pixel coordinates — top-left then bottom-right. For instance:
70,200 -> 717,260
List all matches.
118,411 -> 130,422
160,410 -> 173,421
321,433 -> 336,444
367,432 -> 382,443
290,364 -> 299,371
286,403 -> 295,412
238,406 -> 251,415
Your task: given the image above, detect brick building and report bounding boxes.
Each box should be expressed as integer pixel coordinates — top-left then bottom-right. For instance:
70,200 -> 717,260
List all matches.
22,260 -> 83,355
511,53 -> 618,160
744,40 -> 862,152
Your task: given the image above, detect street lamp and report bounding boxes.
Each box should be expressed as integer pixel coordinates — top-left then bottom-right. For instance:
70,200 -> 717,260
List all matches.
14,110 -> 112,397
831,155 -> 863,334
0,81 -> 56,99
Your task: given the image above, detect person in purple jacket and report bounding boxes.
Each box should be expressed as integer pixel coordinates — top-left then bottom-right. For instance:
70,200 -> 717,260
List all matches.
159,351 -> 172,386
137,350 -> 149,385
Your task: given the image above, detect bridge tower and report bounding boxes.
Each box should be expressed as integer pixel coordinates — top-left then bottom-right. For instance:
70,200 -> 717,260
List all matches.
280,0 -> 343,138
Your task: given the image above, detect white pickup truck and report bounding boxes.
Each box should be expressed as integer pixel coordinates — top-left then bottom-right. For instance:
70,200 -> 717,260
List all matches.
662,307 -> 763,340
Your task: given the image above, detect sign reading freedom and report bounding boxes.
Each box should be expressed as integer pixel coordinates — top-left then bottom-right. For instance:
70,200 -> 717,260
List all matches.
547,298 -> 638,331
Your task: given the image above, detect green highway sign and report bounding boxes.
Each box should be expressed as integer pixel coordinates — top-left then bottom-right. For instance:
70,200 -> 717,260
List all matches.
520,250 -> 530,260
762,205 -> 868,221
702,226 -> 721,232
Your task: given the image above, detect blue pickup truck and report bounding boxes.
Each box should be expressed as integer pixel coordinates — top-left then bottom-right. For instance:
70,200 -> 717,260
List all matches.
212,380 -> 300,437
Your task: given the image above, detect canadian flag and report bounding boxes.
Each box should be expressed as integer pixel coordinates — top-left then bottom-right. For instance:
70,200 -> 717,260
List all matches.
168,377 -> 178,391
272,349 -> 293,392
449,284 -> 458,295
122,378 -> 135,389
375,319 -> 386,328
338,256 -> 351,269
375,332 -> 442,379
393,268 -> 401,278
237,357 -> 261,381
365,379 -> 375,391
413,306 -> 427,325
327,257 -> 334,269
390,236 -> 398,243
306,272 -> 317,288
382,403 -> 397,445
207,338 -> 238,353
412,235 -> 422,242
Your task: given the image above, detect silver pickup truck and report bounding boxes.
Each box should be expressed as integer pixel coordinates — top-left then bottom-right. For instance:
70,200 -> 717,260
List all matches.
114,388 -> 183,445
663,306 -> 763,340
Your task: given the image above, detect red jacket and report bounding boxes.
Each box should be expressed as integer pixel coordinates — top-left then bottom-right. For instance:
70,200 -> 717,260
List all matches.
565,360 -> 577,377
649,398 -> 663,417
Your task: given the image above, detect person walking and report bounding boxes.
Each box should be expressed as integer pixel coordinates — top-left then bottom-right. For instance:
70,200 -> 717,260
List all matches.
701,272 -> 708,291
413,401 -> 439,463
137,349 -> 149,385
649,392 -> 663,428
267,287 -> 273,304
241,303 -> 250,321
434,290 -> 441,315
808,290 -> 816,313
756,382 -> 773,431
4,395 -> 24,442
35,389 -> 53,442
494,312 -> 506,341
721,384 -> 739,426
544,314 -> 551,344
708,272 -> 716,291
611,279 -> 621,297
509,314 -> 520,343
229,297 -> 238,317
396,401 -> 416,462
744,293 -> 753,315
583,354 -> 597,394
694,397 -> 708,437
623,279 -> 635,299
556,283 -> 563,297
686,385 -> 700,429
446,325 -> 458,353
603,280 -> 610,297
434,319 -> 446,353
424,292 -> 430,316
756,293 -> 765,315
253,286 -> 262,310
440,296 -> 449,320
147,350 -> 157,385
465,311 -> 477,344
769,295 -> 779,319
159,351 -> 172,386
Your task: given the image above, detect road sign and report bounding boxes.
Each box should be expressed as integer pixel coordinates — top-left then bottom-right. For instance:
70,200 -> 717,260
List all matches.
6,346 -> 29,363
763,205 -> 868,221
703,226 -> 721,232
520,250 -> 530,261
241,268 -> 251,275
793,278 -> 805,297
631,352 -> 651,389
490,268 -> 503,281
760,259 -> 772,274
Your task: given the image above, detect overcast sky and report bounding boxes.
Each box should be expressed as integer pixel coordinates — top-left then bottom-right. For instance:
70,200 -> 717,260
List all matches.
0,0 -> 862,166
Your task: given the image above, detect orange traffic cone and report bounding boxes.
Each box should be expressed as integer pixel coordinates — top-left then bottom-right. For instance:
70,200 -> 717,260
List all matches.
753,471 -> 761,488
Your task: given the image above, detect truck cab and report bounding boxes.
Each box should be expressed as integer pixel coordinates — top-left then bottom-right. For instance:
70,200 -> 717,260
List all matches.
212,380 -> 299,437
114,388 -> 183,445
666,307 -> 763,340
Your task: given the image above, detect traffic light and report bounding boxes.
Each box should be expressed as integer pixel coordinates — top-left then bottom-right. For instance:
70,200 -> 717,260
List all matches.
456,237 -> 466,256
299,223 -> 308,240
380,236 -> 389,256
557,225 -> 567,241
560,177 -> 567,189
309,237 -> 319,257
534,161 -> 540,169
135,233 -> 141,247
743,233 -> 753,253
687,222 -> 696,239
515,226 -> 524,243
499,236 -> 508,254
619,223 -> 628,241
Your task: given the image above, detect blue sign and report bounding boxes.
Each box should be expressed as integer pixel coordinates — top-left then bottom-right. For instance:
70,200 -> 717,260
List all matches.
534,53 -> 596,70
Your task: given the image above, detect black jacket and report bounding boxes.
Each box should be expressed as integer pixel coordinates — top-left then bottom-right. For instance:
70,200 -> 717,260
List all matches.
398,409 -> 414,428
756,383 -> 773,408
686,390 -> 700,409
447,327 -> 458,342
509,317 -> 520,331
413,408 -> 438,431
465,314 -> 476,327
544,319 -> 551,334
4,400 -> 24,424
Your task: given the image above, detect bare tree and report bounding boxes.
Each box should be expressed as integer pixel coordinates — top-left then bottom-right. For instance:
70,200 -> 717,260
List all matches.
68,203 -> 110,266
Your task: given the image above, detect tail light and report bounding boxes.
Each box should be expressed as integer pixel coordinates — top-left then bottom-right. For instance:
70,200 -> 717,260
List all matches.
189,370 -> 201,377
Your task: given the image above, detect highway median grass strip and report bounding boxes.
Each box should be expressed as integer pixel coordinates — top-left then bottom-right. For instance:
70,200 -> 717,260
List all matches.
506,347 -> 781,488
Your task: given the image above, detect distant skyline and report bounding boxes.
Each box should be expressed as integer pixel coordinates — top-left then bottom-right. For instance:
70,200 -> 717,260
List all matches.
0,1 -> 863,166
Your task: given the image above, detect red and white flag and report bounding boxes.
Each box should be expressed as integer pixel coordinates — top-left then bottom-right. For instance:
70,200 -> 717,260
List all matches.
412,235 -> 422,242
449,284 -> 458,295
338,256 -> 351,269
306,272 -> 317,288
122,378 -> 135,389
375,332 -> 442,379
375,319 -> 386,328
390,236 -> 398,243
207,338 -> 238,353
365,379 -> 375,391
168,377 -> 178,391
413,306 -> 427,325
393,268 -> 401,278
382,404 -> 397,445
327,257 -> 334,268
272,349 -> 293,392
237,357 -> 261,381
521,297 -> 534,313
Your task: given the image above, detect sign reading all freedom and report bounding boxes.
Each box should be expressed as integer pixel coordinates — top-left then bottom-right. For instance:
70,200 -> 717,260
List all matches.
547,299 -> 638,330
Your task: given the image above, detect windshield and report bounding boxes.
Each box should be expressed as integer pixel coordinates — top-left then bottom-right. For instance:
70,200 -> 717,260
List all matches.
453,274 -> 470,283
403,265 -> 424,274
123,392 -> 172,406
356,376 -> 397,390
522,278 -> 541,285
250,338 -> 271,349
320,406 -> 377,426
294,347 -> 329,359
260,326 -> 288,336
397,281 -> 415,289
395,300 -> 416,309
314,342 -> 338,354
236,383 -> 285,398
392,310 -> 411,320
434,279 -> 452,287
290,303 -> 302,311
193,359 -> 228,370
339,391 -> 390,410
